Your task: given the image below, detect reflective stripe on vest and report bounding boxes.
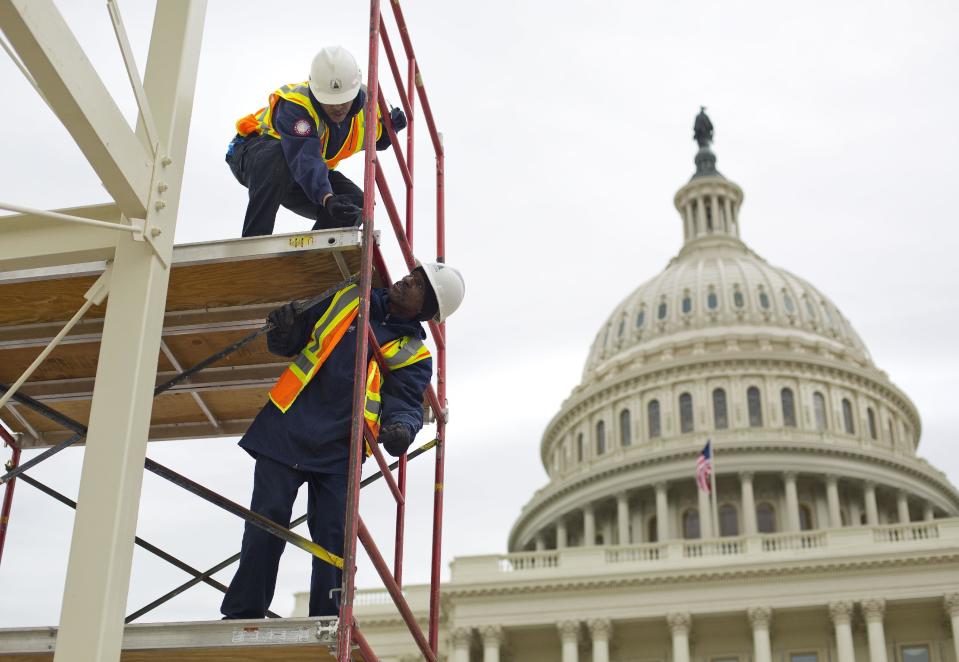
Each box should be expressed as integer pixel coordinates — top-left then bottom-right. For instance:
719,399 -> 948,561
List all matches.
268,286 -> 431,440
235,81 -> 383,170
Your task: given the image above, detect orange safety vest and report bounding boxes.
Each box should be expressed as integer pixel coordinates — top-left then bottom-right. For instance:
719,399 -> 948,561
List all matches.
236,82 -> 383,170
269,284 -> 431,443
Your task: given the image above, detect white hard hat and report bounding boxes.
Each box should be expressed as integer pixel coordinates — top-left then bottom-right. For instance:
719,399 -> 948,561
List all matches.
417,261 -> 465,323
309,46 -> 362,105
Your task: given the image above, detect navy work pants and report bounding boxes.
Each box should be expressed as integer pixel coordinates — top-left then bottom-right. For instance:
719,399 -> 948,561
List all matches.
226,134 -> 364,237
220,454 -> 347,618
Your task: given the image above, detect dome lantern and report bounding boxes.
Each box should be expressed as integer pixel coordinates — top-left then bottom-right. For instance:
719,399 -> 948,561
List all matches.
673,107 -> 745,252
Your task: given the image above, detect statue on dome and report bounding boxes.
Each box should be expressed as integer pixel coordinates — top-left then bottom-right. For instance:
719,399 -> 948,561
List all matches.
694,106 -> 713,148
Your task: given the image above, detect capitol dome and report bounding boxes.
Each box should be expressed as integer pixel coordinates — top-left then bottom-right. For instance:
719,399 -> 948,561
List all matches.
509,112 -> 959,552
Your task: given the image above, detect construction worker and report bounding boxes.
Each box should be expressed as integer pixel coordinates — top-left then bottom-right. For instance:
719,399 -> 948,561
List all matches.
227,46 -> 406,237
220,262 -> 465,619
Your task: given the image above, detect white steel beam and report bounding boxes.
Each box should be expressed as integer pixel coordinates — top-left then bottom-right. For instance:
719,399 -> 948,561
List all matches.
53,2 -> 206,661
0,203 -> 121,271
0,0 -> 152,217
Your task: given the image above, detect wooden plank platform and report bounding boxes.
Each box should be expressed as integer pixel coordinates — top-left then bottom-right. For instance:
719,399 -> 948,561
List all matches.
0,617 -> 351,661
0,229 -> 379,448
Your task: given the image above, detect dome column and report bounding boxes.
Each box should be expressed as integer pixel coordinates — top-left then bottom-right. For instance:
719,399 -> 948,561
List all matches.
482,625 -> 504,662
535,533 -> 546,552
655,482 -> 670,541
556,517 -> 568,549
861,598 -> 888,662
740,472 -> 757,535
667,612 -> 692,662
698,482 -> 714,538
923,502 -> 935,521
589,619 -> 612,662
747,607 -> 773,662
583,503 -> 596,546
896,491 -> 910,524
826,475 -> 842,528
451,627 -> 472,662
616,492 -> 630,545
558,620 -> 580,662
864,482 -> 879,526
829,601 -> 856,662
784,472 -> 800,532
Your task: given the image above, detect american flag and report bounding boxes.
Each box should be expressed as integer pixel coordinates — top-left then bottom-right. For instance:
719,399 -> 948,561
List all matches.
696,440 -> 713,493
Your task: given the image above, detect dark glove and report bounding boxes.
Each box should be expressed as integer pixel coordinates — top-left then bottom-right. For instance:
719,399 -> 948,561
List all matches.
379,423 -> 412,457
389,107 -> 407,132
267,302 -> 298,331
325,195 -> 362,226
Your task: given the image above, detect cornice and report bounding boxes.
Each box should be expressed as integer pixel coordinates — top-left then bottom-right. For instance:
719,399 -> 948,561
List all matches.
443,550 -> 959,599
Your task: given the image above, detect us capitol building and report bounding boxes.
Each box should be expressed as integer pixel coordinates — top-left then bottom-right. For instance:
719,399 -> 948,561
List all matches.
294,111 -> 959,662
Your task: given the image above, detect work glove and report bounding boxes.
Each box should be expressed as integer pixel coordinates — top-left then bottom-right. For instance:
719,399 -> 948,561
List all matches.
379,423 -> 412,457
267,302 -> 298,331
325,195 -> 363,227
389,107 -> 407,133
266,302 -> 301,356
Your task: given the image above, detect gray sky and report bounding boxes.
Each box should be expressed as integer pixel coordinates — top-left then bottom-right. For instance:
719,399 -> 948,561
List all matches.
1,0 -> 958,627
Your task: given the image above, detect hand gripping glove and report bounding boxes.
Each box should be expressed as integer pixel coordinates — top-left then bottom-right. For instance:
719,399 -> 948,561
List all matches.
389,107 -> 408,132
325,195 -> 363,226
267,302 -> 298,331
378,423 -> 412,457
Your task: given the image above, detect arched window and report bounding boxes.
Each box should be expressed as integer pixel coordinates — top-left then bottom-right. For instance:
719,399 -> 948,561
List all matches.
867,408 -> 878,440
799,504 -> 814,531
805,296 -> 817,319
679,393 -> 694,433
658,300 -> 668,320
781,388 -> 797,427
683,509 -> 701,539
842,398 -> 855,434
783,293 -> 795,313
620,409 -> 632,447
887,419 -> 896,445
758,289 -> 771,309
814,392 -> 828,431
707,290 -> 718,310
577,433 -> 585,462
756,503 -> 776,533
647,516 -> 658,543
713,388 -> 728,429
648,400 -> 661,438
719,504 -> 739,537
617,317 -> 625,338
747,386 -> 763,427
682,292 -> 693,314
596,420 -> 606,455
636,308 -> 646,329
733,287 -> 745,308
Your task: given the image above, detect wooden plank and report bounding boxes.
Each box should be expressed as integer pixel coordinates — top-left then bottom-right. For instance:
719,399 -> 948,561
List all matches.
0,231 -> 381,446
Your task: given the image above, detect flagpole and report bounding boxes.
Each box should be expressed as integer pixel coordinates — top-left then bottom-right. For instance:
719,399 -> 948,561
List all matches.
709,440 -> 719,538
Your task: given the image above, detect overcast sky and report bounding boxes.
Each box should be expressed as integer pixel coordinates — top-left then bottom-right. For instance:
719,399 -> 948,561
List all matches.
1,0 -> 958,628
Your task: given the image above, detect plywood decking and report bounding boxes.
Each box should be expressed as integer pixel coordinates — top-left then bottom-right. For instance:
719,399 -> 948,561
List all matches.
0,229 -> 378,448
0,617 -> 351,661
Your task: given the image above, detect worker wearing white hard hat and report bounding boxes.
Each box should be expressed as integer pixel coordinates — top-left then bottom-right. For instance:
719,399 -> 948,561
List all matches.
221,264 -> 464,619
227,46 -> 407,237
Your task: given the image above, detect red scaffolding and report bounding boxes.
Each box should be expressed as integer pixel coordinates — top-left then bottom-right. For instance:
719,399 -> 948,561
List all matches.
0,1 -> 451,660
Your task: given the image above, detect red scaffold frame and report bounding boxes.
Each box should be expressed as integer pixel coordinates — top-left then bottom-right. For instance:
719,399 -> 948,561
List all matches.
0,1 -> 448,659
336,1 -> 449,658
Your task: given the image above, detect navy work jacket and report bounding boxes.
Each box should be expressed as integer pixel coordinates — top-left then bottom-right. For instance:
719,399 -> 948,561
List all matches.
240,288 -> 431,474
272,88 -> 393,205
